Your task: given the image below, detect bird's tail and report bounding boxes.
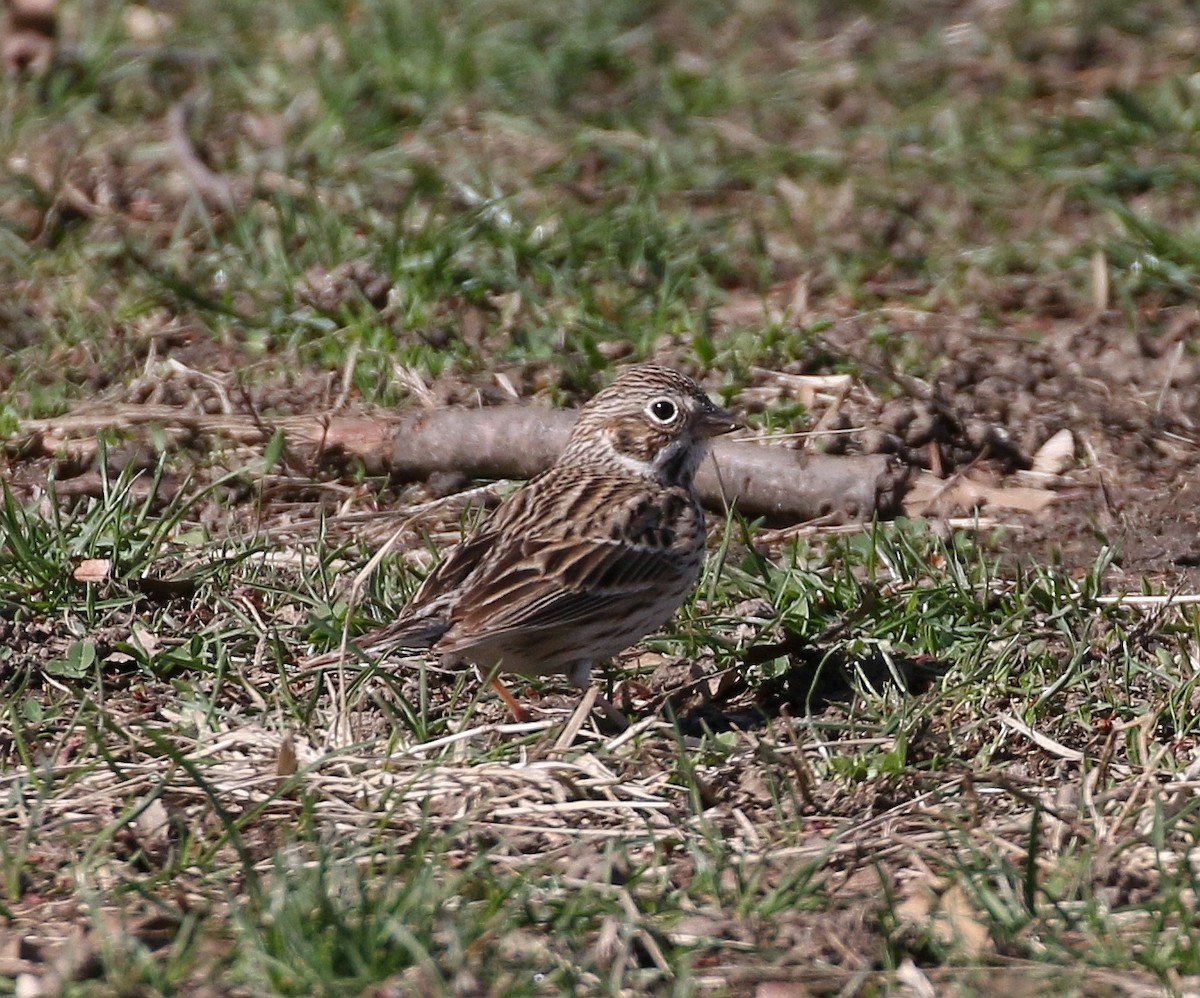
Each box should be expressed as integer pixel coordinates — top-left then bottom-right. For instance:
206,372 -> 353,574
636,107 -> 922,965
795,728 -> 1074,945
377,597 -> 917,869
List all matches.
295,617 -> 447,670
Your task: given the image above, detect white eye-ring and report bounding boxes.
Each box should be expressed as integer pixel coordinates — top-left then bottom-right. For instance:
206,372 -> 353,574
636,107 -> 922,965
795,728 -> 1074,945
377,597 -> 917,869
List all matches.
646,397 -> 679,425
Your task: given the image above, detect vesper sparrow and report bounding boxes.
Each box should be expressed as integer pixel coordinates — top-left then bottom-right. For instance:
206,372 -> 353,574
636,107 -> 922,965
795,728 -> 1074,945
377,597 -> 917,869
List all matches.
327,364 -> 738,718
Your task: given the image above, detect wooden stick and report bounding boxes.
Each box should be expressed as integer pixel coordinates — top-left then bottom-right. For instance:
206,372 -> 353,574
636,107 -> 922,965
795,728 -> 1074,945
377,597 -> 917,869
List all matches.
18,403 -> 908,524
374,408 -> 906,524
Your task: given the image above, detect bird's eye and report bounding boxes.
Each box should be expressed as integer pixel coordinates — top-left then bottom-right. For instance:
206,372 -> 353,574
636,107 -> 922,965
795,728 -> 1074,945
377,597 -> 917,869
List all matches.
647,398 -> 678,424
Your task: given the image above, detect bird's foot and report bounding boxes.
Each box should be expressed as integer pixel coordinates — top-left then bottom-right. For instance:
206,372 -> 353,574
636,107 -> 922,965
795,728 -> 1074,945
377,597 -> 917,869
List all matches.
593,692 -> 631,733
490,676 -> 531,723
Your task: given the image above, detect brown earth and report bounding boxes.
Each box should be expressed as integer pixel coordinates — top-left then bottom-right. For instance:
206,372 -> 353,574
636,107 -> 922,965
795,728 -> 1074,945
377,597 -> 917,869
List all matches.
11,296 -> 1198,591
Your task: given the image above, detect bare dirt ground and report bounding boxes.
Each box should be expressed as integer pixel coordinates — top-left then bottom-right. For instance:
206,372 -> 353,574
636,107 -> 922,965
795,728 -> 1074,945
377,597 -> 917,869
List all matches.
12,295 -> 1199,584
823,302 -> 1200,585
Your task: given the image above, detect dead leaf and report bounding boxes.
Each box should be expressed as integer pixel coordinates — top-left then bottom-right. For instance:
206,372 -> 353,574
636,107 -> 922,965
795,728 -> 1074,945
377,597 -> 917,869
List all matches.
15,972 -> 44,998
959,480 -> 1059,514
898,880 -> 991,957
756,983 -> 811,998
938,883 -> 991,956
122,5 -> 172,42
276,734 -> 298,777
134,798 -> 171,846
131,624 -> 160,658
896,957 -> 937,998
904,472 -> 1060,516
1031,428 -> 1075,476
72,558 -> 111,583
897,882 -> 937,923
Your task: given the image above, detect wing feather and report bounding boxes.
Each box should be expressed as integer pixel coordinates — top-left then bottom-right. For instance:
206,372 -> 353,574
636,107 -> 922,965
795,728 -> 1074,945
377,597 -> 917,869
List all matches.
432,472 -> 702,652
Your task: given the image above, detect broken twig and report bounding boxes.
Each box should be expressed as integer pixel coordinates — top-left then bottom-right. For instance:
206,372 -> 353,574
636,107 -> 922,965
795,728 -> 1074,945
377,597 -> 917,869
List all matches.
18,402 -> 908,524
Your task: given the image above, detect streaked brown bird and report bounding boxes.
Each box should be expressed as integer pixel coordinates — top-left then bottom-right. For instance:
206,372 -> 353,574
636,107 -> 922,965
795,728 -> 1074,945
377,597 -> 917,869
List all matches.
328,364 -> 738,718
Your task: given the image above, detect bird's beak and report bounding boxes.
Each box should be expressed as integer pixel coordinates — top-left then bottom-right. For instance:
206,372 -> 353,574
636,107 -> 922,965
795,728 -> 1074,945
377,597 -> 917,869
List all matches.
698,404 -> 742,439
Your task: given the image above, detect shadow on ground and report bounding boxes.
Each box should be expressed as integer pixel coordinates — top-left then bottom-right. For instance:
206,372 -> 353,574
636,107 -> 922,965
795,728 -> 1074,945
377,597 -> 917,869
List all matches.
655,631 -> 946,736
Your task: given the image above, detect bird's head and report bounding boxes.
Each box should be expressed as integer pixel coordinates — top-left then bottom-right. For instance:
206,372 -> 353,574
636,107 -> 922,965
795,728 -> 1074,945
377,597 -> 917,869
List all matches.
562,365 -> 740,486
